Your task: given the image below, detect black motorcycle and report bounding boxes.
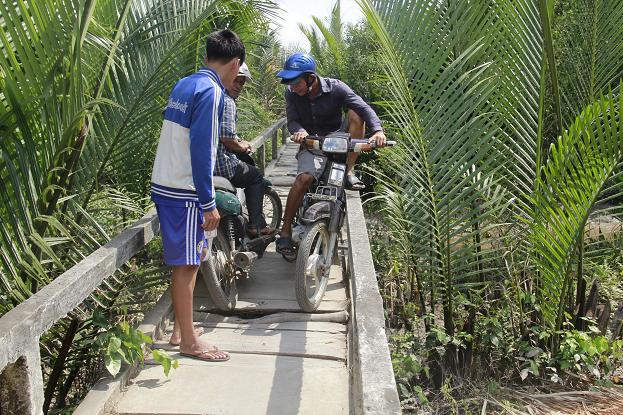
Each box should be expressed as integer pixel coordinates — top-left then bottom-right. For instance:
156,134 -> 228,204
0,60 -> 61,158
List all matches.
291,132 -> 395,311
200,173 -> 282,311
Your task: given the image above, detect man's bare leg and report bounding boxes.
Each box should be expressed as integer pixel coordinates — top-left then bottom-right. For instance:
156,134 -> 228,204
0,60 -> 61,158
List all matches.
169,268 -> 201,345
172,265 -> 228,359
280,173 -> 315,237
346,109 -> 365,176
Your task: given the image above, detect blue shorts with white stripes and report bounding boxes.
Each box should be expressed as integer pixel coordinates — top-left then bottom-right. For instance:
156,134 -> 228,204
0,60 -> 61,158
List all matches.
155,201 -> 205,266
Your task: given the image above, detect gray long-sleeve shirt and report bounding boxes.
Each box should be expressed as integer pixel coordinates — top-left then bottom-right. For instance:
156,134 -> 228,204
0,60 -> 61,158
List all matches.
285,77 -> 382,136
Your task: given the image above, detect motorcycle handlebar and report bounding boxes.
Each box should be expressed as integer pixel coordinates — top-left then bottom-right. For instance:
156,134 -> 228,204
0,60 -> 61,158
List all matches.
297,135 -> 396,152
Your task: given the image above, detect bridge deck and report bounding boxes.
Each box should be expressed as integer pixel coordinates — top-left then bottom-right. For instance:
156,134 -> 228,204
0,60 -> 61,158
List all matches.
114,143 -> 351,415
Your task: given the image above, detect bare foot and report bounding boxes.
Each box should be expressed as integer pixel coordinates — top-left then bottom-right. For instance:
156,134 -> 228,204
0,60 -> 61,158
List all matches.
169,327 -> 204,346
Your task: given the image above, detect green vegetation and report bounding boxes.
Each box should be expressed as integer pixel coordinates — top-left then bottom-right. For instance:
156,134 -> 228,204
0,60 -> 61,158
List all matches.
3,0 -> 623,412
356,0 -> 623,411
0,0 -> 282,412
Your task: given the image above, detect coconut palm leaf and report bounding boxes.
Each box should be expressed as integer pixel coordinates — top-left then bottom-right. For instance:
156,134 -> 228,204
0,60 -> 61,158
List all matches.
554,0 -> 623,125
361,0 -> 623,344
244,31 -> 284,113
359,0 -> 543,335
0,0 -> 276,310
298,0 -> 346,78
298,23 -> 327,68
528,90 -> 622,331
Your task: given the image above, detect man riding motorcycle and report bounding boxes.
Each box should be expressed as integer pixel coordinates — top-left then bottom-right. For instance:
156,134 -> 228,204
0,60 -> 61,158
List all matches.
275,53 -> 387,261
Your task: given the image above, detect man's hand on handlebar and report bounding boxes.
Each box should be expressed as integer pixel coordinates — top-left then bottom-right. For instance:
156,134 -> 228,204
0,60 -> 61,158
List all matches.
291,130 -> 309,143
369,130 -> 387,147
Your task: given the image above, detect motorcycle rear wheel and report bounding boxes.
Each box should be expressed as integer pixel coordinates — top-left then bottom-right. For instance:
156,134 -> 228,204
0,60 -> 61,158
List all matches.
200,229 -> 237,311
263,187 -> 282,231
295,221 -> 331,312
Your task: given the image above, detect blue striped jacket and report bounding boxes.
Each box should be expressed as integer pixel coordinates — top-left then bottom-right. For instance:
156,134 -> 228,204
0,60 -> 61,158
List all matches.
151,68 -> 224,211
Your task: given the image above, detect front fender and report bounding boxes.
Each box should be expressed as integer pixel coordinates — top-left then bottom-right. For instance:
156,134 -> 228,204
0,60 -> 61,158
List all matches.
301,201 -> 333,225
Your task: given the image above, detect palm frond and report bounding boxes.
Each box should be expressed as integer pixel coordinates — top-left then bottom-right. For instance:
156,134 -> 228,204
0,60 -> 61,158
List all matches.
0,0 -> 275,307
528,89 -> 623,330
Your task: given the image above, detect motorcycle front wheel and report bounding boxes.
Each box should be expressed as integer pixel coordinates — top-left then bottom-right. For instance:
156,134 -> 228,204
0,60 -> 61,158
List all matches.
295,221 -> 331,312
263,187 -> 283,231
200,229 -> 237,311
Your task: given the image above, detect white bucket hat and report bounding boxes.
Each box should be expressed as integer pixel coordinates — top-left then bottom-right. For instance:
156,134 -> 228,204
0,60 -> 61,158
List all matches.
238,62 -> 251,79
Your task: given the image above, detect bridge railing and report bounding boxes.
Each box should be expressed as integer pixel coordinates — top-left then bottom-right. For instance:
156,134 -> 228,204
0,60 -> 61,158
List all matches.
249,117 -> 287,174
0,212 -> 160,415
0,118 -> 288,415
346,191 -> 402,414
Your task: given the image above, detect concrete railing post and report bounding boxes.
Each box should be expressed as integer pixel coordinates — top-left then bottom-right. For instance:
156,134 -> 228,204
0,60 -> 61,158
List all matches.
258,144 -> 266,174
272,128 -> 278,160
0,344 -> 44,415
281,125 -> 288,146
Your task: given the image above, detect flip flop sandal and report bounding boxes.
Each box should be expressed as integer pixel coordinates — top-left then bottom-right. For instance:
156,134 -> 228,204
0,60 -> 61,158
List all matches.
346,174 -> 365,190
180,349 -> 230,362
276,236 -> 297,262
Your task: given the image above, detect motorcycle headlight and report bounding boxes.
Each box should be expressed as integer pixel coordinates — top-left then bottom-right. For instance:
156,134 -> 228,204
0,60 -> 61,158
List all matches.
322,136 -> 348,154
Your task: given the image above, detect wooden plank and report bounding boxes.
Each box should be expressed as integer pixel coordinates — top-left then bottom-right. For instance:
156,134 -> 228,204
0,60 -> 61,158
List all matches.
196,321 -> 347,333
272,129 -> 278,160
258,144 -> 266,173
281,125 -> 288,146
192,311 -> 348,327
116,354 -> 348,415
610,303 -> 623,340
175,318 -> 347,333
597,302 -> 611,334
269,177 -> 297,187
249,118 -> 286,153
194,298 -> 349,314
154,326 -> 347,361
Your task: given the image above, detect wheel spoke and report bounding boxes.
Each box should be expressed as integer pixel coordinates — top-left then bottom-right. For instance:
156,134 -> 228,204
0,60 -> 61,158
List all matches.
313,235 -> 322,255
312,273 -> 319,290
296,223 -> 332,311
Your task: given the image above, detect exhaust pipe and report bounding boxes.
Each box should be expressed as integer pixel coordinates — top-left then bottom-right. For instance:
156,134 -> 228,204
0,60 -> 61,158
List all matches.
234,251 -> 258,269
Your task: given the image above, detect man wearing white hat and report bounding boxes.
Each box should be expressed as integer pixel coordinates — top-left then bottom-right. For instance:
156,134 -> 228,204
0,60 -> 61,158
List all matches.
214,63 -> 274,237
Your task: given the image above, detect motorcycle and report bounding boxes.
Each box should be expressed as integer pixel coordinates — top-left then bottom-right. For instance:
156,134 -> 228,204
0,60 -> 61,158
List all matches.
200,174 -> 282,311
291,132 -> 395,312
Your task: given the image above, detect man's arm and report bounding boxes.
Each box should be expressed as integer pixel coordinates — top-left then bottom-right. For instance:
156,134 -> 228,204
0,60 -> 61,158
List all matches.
339,80 -> 386,145
220,96 -> 252,152
189,86 -> 221,213
285,91 -> 308,142
223,139 -> 251,153
285,91 -> 306,134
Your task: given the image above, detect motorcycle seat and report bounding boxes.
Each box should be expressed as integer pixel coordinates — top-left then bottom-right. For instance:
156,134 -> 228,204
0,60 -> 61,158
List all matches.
213,176 -> 236,193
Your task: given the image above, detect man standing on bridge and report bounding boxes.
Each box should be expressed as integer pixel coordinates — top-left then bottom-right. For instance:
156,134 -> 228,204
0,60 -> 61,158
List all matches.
150,29 -> 245,362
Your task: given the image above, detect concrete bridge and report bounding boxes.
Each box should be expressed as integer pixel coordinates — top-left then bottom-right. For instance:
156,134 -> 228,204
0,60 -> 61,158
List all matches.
0,119 -> 400,415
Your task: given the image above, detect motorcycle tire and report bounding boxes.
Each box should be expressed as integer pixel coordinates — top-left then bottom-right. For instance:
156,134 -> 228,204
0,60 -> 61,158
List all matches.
295,221 -> 331,312
200,229 -> 237,311
263,187 -> 283,231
